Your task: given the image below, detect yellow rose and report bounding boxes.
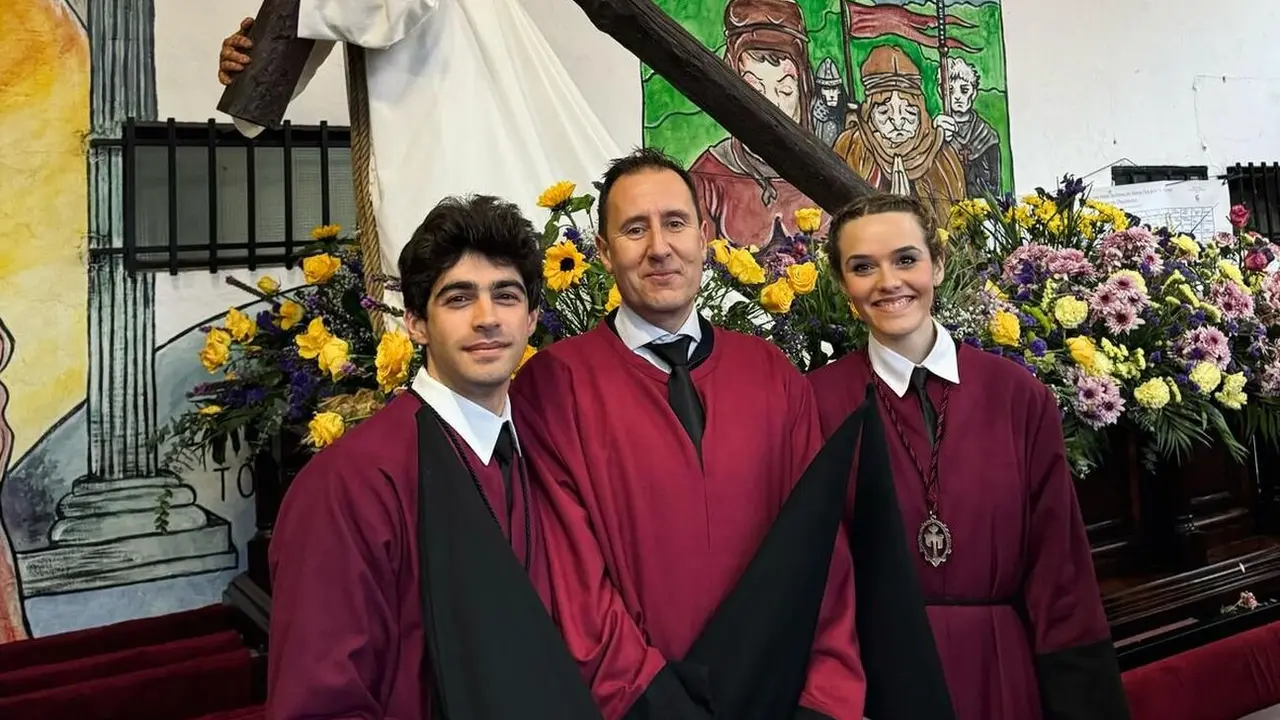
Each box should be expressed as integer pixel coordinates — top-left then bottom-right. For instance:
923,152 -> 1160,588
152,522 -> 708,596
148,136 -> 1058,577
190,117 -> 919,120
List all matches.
1065,336 -> 1099,373
726,248 -> 766,285
793,207 -> 822,234
513,344 -> 537,377
295,317 -> 334,359
988,310 -> 1021,347
302,253 -> 342,284
604,283 -> 621,312
375,330 -> 414,392
199,328 -> 232,372
306,411 -> 347,448
257,276 -> 280,294
1052,296 -> 1089,329
200,405 -> 223,415
277,299 -> 305,330
317,337 -> 351,380
1133,378 -> 1171,410
760,278 -> 796,314
224,307 -> 257,342
785,262 -> 818,294
707,238 -> 732,265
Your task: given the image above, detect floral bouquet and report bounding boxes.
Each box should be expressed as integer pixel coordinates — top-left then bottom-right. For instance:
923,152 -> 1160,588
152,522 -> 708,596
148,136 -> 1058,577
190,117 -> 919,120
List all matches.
949,179 -> 1280,476
152,225 -> 422,467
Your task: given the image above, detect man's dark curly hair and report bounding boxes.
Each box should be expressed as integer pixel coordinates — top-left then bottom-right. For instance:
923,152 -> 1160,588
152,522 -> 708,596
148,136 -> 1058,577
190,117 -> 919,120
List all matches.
398,195 -> 543,316
596,147 -> 701,234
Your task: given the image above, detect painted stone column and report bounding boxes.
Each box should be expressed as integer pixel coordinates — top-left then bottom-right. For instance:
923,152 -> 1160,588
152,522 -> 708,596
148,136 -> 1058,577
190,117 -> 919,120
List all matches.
15,0 -> 236,597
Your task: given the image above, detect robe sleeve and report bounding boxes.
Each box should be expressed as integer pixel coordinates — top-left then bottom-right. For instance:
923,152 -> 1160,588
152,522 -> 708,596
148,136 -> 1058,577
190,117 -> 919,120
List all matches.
512,356 -> 707,720
298,0 -> 438,49
1022,387 -> 1130,720
266,452 -> 403,720
787,372 -> 866,720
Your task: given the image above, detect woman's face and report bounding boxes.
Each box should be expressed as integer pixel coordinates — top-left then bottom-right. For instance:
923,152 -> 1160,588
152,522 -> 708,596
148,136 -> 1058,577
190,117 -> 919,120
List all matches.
835,211 -> 942,349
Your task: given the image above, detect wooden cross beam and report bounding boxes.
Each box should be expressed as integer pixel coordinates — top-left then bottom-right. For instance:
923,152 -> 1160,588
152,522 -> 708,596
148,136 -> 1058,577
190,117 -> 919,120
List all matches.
217,0 -> 876,215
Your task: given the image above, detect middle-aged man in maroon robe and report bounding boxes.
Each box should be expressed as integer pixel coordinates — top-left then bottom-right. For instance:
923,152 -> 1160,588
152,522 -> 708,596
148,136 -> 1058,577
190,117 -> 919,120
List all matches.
267,195 -> 601,720
512,148 -> 873,720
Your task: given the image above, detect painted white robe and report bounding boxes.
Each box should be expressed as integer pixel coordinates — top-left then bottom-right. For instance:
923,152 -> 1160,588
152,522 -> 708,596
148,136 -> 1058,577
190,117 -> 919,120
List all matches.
234,0 -> 622,301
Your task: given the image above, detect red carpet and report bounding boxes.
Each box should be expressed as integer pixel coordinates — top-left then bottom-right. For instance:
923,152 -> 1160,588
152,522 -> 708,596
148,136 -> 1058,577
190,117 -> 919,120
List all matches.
0,604 -> 263,720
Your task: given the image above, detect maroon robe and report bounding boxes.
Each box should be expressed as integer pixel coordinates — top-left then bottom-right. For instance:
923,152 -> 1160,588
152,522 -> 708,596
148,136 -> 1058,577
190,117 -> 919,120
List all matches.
511,321 -> 864,720
808,344 -> 1128,720
266,391 -> 547,720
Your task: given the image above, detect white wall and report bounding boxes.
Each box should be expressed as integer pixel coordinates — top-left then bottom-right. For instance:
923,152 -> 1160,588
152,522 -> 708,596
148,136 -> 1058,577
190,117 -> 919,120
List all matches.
157,0 -> 1280,195
1002,0 -> 1280,192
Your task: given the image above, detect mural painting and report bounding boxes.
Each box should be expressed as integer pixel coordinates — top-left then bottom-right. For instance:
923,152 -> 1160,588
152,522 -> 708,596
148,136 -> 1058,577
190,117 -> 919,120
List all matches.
0,0 -> 251,644
644,0 -> 1012,247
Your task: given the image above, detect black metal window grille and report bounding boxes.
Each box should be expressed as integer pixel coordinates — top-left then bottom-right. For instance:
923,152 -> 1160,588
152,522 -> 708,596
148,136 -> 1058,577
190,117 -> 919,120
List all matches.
1111,165 -> 1209,186
1226,162 -> 1280,240
91,117 -> 356,274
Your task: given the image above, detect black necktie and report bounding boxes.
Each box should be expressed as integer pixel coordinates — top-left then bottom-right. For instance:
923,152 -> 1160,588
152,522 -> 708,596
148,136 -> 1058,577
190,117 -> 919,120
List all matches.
647,336 -> 705,456
910,366 -> 937,447
493,422 -> 516,516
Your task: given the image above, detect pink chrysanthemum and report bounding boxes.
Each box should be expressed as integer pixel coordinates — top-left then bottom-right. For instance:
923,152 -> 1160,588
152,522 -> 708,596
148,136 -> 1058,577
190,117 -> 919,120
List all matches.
1071,371 -> 1125,428
1208,281 -> 1255,321
1176,327 -> 1232,370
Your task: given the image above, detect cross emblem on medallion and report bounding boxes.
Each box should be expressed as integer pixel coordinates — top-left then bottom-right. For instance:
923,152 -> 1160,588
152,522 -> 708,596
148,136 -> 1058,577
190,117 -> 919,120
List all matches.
917,516 -> 953,568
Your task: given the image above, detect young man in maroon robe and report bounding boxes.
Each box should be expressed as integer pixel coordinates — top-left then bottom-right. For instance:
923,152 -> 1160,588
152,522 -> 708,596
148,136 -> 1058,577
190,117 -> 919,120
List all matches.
511,148 -> 866,720
267,196 -> 600,720
807,193 -> 1130,720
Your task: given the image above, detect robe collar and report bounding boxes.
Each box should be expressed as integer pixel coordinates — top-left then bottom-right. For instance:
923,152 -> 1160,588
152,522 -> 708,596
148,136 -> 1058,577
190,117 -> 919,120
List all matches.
410,368 -> 520,464
867,319 -> 960,397
614,302 -> 703,371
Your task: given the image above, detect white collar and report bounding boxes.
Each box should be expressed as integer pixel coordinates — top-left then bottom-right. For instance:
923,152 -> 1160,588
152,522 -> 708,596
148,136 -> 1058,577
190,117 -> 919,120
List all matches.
867,319 -> 961,397
614,302 -> 703,355
410,368 -> 519,464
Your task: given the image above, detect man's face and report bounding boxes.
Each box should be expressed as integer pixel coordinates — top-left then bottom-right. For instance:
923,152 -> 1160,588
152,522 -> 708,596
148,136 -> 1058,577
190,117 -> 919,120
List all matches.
948,77 -> 975,114
821,86 -> 841,108
596,168 -> 706,332
405,251 -> 537,404
740,55 -> 801,123
871,91 -> 921,145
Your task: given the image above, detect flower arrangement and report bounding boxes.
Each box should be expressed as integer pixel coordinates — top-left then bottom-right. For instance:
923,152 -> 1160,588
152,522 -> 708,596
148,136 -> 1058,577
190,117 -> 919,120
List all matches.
532,181 -> 875,372
946,180 -> 1280,476
152,225 -> 422,467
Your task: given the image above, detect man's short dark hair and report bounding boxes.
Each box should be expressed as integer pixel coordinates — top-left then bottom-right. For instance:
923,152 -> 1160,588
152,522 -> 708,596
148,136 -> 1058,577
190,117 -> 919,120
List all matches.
596,147 -> 701,234
398,195 -> 543,315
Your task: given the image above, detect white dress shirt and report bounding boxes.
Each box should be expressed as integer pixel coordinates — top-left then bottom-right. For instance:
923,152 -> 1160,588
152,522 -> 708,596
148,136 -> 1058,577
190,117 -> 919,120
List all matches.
410,367 -> 519,464
867,319 -> 961,397
614,303 -> 703,373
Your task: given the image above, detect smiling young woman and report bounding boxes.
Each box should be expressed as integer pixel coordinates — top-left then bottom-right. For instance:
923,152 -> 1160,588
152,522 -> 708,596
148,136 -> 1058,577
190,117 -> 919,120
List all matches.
807,194 -> 1131,720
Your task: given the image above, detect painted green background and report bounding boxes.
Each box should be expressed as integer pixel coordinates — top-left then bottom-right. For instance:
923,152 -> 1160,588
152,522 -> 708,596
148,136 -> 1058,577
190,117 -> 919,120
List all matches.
642,0 -> 1014,193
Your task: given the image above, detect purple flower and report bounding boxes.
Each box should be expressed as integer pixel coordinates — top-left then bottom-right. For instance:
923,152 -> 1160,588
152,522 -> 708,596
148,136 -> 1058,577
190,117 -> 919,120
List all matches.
1030,338 -> 1048,357
1071,372 -> 1125,428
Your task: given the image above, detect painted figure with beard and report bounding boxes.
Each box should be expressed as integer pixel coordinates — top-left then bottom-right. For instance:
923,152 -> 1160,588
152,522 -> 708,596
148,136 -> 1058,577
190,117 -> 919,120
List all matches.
833,45 -> 966,224
941,56 -> 1001,197
689,0 -> 830,248
811,57 -> 849,148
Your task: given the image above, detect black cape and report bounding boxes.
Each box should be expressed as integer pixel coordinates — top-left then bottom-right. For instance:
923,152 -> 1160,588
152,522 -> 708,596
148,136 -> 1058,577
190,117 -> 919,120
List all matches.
414,404 -> 603,720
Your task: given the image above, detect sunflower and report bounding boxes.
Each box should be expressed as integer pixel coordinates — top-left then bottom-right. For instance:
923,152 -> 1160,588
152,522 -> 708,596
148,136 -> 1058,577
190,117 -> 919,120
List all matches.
537,181 -> 576,210
543,241 -> 588,291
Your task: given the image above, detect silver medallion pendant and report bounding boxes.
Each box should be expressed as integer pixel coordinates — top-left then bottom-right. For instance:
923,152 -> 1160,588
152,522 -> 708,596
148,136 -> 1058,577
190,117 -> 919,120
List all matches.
917,514 -> 953,568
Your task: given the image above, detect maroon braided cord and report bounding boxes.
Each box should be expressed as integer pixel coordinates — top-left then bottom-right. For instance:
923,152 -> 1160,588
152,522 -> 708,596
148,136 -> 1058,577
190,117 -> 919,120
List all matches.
866,355 -> 952,515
